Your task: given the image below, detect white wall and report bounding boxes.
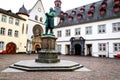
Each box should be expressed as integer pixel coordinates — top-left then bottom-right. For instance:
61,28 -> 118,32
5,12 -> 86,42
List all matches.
54,18 -> 120,58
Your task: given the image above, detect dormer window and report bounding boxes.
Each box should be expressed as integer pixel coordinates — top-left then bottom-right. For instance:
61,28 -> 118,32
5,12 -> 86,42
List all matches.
60,18 -> 64,23
80,8 -> 85,13
77,14 -> 83,19
90,5 -> 95,11
101,2 -> 107,8
114,5 -> 120,12
88,11 -> 93,17
114,0 -> 120,5
100,8 -> 106,15
63,13 -> 68,17
71,10 -> 76,15
68,16 -> 73,21
60,11 -> 64,15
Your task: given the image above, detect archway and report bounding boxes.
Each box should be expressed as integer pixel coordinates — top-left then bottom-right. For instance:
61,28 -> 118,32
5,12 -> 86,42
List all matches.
74,44 -> 81,55
6,42 -> 16,54
33,24 -> 43,36
35,44 -> 40,50
35,44 -> 41,53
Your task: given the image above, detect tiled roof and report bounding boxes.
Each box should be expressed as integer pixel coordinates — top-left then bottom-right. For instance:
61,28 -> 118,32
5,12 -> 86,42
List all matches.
56,0 -> 120,27
0,8 -> 26,21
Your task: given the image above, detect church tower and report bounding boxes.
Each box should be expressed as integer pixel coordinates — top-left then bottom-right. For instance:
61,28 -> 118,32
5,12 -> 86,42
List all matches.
54,0 -> 62,26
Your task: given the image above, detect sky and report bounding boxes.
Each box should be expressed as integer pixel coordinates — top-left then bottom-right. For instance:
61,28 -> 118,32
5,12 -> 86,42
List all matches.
0,0 -> 101,13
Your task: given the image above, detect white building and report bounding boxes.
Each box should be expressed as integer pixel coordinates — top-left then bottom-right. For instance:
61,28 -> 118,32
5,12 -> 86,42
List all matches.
27,0 -> 46,53
53,0 -> 120,58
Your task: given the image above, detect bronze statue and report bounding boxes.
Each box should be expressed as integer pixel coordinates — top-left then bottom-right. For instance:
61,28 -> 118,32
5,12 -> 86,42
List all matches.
45,7 -> 55,35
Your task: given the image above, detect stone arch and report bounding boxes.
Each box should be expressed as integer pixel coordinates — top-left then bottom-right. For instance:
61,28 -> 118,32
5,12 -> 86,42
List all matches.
33,24 -> 43,36
70,37 -> 85,56
6,42 -> 16,54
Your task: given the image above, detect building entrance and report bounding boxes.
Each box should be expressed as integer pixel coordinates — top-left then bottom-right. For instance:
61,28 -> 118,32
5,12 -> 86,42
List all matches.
74,44 -> 81,55
65,45 -> 70,55
86,44 -> 92,56
6,42 -> 16,54
70,37 -> 85,56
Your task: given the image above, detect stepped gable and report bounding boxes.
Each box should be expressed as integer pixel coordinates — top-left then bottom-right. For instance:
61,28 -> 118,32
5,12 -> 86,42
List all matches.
56,0 -> 120,27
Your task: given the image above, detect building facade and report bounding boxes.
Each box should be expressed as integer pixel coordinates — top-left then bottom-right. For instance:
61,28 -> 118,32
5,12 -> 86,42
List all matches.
0,7 -> 28,54
54,0 -> 120,58
27,0 -> 45,53
0,0 -> 46,54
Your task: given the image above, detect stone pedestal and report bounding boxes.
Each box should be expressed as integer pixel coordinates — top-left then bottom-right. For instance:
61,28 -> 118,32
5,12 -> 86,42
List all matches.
35,35 -> 60,63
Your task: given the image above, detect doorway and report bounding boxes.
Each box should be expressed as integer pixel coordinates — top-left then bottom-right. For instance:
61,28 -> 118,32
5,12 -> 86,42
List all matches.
6,42 -> 16,54
74,44 -> 81,55
86,44 -> 92,56
66,45 -> 70,55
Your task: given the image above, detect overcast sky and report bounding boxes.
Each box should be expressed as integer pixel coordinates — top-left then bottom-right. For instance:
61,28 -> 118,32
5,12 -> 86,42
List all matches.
0,0 -> 101,13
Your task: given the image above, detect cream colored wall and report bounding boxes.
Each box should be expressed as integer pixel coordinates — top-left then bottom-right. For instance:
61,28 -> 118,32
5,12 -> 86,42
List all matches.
0,13 -> 28,53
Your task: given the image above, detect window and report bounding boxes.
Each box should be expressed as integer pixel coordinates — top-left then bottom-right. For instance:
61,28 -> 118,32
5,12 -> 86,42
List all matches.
14,30 -> 19,37
57,31 -> 62,37
66,29 -> 71,36
35,15 -> 38,21
98,24 -> 106,33
8,29 -> 12,36
40,17 -> 43,22
86,26 -> 92,34
113,43 -> 120,51
0,27 -> 5,35
112,22 -> 120,32
15,19 -> 19,26
22,24 -> 24,34
9,17 -> 13,24
0,42 -> 4,50
75,28 -> 80,35
26,24 -> 28,34
1,15 -> 7,22
57,45 -> 61,52
98,43 -> 106,51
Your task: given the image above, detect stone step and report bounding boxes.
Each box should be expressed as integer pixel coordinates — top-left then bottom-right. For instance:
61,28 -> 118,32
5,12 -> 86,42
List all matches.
9,64 -> 83,71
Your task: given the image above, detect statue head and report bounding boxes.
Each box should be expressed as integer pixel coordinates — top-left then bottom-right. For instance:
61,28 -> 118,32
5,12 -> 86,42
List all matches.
49,7 -> 53,12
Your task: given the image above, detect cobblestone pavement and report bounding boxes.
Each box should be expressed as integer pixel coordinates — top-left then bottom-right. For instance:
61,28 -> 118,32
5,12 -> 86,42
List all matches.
0,54 -> 120,80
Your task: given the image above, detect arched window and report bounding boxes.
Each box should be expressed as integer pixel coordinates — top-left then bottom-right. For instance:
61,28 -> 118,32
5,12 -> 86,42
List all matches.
77,13 -> 83,19
63,13 -> 68,17
68,16 -> 73,21
60,11 -> 64,15
114,5 -> 120,12
90,5 -> 95,11
14,30 -> 19,37
8,29 -> 12,36
40,17 -> 43,22
0,27 -> 5,35
87,11 -> 93,17
35,15 -> 38,21
114,0 -> 120,5
71,10 -> 76,15
101,2 -> 107,8
100,8 -> 106,15
60,18 -> 64,23
80,8 -> 85,13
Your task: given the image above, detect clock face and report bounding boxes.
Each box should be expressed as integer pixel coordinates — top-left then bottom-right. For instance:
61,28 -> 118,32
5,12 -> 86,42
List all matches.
38,8 -> 41,12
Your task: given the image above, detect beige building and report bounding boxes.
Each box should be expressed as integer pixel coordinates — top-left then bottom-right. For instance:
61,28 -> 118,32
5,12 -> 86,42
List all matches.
0,6 -> 29,54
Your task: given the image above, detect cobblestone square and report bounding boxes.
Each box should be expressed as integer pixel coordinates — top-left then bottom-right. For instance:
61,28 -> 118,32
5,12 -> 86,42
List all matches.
0,54 -> 120,80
